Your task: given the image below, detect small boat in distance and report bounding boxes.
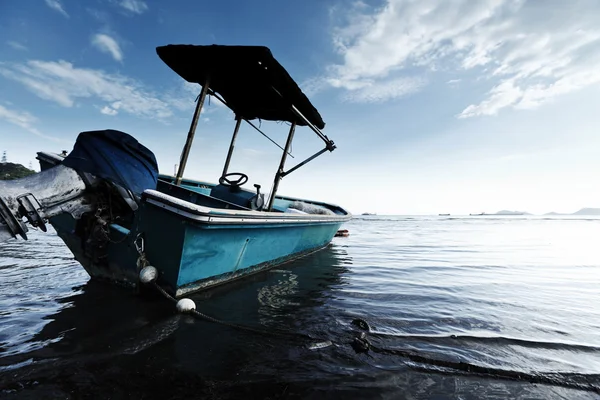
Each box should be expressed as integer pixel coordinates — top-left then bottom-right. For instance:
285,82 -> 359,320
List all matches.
361,212 -> 376,216
438,213 -> 450,216
0,44 -> 352,297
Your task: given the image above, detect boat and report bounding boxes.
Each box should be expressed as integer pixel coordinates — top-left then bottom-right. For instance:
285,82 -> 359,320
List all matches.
0,44 -> 352,297
438,213 -> 450,216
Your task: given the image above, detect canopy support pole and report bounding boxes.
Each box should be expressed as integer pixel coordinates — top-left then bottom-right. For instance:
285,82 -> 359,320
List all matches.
222,116 -> 242,177
267,122 -> 296,211
175,79 -> 210,186
270,86 -> 336,152
207,89 -> 293,158
280,147 -> 329,178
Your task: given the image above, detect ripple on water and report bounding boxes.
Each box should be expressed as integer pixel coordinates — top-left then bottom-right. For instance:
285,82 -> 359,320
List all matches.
0,228 -> 88,357
1,217 -> 600,398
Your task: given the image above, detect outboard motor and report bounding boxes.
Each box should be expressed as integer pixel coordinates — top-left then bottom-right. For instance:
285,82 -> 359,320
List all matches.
0,164 -> 97,241
0,129 -> 158,243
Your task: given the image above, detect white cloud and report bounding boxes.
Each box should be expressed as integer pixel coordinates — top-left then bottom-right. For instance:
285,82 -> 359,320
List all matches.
87,8 -> 110,23
164,81 -> 230,114
327,0 -> 600,114
0,105 -> 63,142
162,81 -> 201,112
44,0 -> 69,18
0,60 -> 173,119
183,81 -> 200,96
7,41 -> 28,51
300,76 -> 329,96
458,80 -> 522,118
0,105 -> 37,131
240,148 -> 263,157
91,34 -> 123,62
341,76 -> 425,103
100,105 -> 118,116
117,0 -> 148,14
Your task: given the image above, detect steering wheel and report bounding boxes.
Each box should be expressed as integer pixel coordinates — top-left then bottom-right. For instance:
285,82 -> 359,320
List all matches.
219,172 -> 248,188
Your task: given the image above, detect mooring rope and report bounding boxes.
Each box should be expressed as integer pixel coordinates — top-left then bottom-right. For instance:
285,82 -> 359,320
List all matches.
368,344 -> 600,393
138,265 -> 600,394
148,280 -> 321,343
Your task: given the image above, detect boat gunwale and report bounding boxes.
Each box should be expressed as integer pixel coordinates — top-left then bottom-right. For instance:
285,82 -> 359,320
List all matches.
158,174 -> 348,212
142,189 -> 352,225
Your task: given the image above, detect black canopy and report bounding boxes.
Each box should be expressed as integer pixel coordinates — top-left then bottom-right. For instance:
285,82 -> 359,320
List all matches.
156,44 -> 325,129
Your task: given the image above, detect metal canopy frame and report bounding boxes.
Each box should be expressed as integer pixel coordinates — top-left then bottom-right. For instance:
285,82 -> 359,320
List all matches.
175,82 -> 336,212
175,78 -> 211,185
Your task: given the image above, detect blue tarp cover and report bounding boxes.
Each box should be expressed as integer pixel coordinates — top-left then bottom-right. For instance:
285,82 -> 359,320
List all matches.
62,129 -> 158,196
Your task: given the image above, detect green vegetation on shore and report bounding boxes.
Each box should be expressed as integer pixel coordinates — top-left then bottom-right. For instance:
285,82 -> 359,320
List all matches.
0,162 -> 36,180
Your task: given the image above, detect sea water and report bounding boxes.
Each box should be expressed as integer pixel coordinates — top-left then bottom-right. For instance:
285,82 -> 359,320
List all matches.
0,216 -> 599,399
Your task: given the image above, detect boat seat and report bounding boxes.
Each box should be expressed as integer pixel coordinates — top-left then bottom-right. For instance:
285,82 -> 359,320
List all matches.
210,184 -> 264,211
156,180 -> 249,210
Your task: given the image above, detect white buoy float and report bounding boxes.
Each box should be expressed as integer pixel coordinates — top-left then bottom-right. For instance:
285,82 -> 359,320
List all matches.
139,265 -> 158,284
176,298 -> 196,314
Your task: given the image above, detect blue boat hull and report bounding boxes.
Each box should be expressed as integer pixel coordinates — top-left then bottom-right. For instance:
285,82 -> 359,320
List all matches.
137,194 -> 347,296
46,182 -> 350,297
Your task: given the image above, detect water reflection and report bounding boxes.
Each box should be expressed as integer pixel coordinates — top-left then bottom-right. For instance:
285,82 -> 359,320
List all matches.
170,244 -> 352,378
0,243 -> 351,378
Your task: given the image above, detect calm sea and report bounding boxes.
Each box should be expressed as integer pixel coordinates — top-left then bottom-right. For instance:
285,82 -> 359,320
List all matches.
0,215 -> 599,399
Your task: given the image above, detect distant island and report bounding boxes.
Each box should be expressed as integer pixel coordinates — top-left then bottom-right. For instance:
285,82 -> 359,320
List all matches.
467,208 -> 600,216
0,162 -> 35,180
545,208 -> 600,216
469,210 -> 530,216
495,210 -> 531,215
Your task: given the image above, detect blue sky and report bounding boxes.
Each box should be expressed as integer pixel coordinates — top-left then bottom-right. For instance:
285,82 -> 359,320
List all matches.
1,0 -> 599,215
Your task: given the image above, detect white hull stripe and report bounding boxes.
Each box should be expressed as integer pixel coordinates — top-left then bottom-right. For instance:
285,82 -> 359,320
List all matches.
143,190 -> 351,225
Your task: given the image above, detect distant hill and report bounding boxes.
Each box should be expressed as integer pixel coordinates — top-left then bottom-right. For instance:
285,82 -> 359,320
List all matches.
572,208 -> 600,216
544,208 -> 600,216
0,162 -> 35,180
495,210 -> 531,215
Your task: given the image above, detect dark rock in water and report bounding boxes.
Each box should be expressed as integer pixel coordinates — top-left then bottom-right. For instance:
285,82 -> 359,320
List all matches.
351,318 -> 371,332
350,319 -> 371,353
351,332 -> 371,353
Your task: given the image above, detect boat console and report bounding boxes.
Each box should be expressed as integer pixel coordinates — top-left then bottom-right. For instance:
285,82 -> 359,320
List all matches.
210,172 -> 265,211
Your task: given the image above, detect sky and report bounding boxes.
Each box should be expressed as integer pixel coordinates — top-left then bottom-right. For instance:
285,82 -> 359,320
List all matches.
1,0 -> 599,215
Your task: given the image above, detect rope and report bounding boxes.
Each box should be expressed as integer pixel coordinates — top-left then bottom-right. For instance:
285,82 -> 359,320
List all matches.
151,282 -> 177,304
139,259 -> 600,394
149,279 -> 600,393
150,281 -> 314,341
369,344 -> 600,393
